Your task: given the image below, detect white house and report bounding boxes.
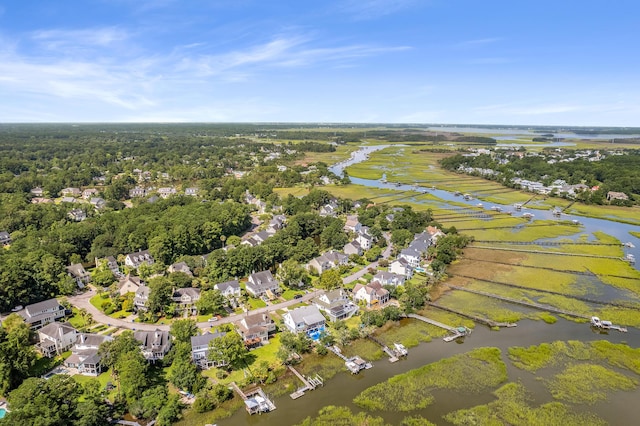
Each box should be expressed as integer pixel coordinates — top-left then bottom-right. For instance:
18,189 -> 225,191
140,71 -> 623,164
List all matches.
134,286 -> 150,311
399,247 -> 420,268
190,331 -> 228,369
343,215 -> 362,233
124,250 -> 154,269
353,282 -> 390,307
134,330 -> 172,362
68,209 -> 86,221
171,287 -> 201,315
157,187 -> 177,198
389,258 -> 414,278
18,298 -> 66,330
118,274 -> 144,296
282,305 -> 326,339
246,270 -> 280,298
82,188 -> 99,199
372,271 -> 406,287
214,280 -> 241,299
37,322 -> 78,358
312,289 -> 358,322
356,233 -> 373,251
65,333 -> 112,376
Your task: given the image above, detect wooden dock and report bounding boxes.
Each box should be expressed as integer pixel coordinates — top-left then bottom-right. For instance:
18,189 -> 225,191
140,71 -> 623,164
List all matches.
443,327 -> 472,342
229,381 -> 246,400
446,285 -> 590,320
230,382 -> 276,414
367,335 -> 401,362
426,302 -> 517,328
405,313 -> 456,332
288,366 -> 323,399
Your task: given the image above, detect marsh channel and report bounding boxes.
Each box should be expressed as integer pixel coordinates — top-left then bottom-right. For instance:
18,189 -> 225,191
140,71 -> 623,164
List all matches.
222,145 -> 639,425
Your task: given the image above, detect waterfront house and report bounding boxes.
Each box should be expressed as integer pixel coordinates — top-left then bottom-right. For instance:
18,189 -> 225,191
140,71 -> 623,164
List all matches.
312,289 -> 358,322
190,331 -> 227,369
353,282 -> 390,307
37,322 -> 78,358
64,333 -> 112,376
134,330 -> 172,362
282,305 -> 326,339
235,313 -> 276,347
389,258 -> 414,278
399,247 -> 420,268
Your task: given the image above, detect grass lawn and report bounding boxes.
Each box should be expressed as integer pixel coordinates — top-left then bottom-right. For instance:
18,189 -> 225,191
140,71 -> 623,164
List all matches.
247,297 -> 267,310
281,288 -> 305,300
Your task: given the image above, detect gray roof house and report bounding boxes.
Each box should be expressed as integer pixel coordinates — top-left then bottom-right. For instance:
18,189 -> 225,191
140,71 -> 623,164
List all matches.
307,251 -> 349,275
235,313 -> 276,347
134,330 -> 172,362
134,285 -> 150,311
312,289 -> 358,322
19,298 -> 66,329
171,287 -> 200,314
246,270 -> 280,298
64,333 -> 112,376
118,274 -> 144,296
168,261 -> 193,276
0,231 -> 11,245
372,271 -> 406,287
37,322 -> 78,358
343,240 -> 363,256
67,263 -> 91,288
191,331 -> 227,369
282,305 -> 326,339
214,280 -> 241,298
124,250 -> 155,269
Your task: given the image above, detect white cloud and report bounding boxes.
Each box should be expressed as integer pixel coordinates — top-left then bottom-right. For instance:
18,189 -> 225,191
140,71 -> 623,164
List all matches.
31,27 -> 130,52
340,0 -> 419,20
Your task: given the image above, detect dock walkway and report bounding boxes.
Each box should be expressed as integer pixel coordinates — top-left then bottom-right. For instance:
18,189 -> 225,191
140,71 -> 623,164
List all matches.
426,302 -> 517,328
405,313 -> 456,332
446,285 -> 590,319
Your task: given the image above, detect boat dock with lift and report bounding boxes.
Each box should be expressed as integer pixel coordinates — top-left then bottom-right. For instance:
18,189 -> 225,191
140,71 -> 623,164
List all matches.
288,365 -> 324,399
591,316 -> 627,333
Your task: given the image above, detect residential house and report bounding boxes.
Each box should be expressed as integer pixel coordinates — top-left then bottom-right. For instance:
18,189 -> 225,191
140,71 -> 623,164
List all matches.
171,287 -> 201,315
191,331 -> 227,369
19,298 -> 66,329
31,197 -> 53,204
129,187 -> 147,198
312,288 -> 358,322
95,256 -> 120,276
168,261 -> 193,276
30,187 -> 44,197
82,188 -> 99,199
134,285 -> 150,312
68,209 -> 86,221
235,313 -> 276,347
355,233 -> 373,251
372,271 -> 406,287
246,270 -> 280,298
90,197 -> 106,210
184,187 -> 199,196
399,247 -> 420,268
0,231 -> 11,245
307,251 -> 349,275
134,330 -> 172,362
37,322 -> 78,357
214,280 -> 241,299
426,226 -> 445,243
389,258 -> 413,278
343,240 -> 363,256
343,215 -> 362,233
607,191 -> 629,202
353,282 -> 390,307
157,187 -> 177,199
319,201 -> 338,217
65,333 -> 112,376
268,215 -> 286,233
118,274 -> 144,296
67,263 -> 91,288
124,250 -> 154,269
61,187 -> 81,197
282,305 -> 326,339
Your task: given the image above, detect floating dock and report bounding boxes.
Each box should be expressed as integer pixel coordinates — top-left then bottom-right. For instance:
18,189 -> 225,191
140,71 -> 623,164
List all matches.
367,336 -> 408,362
230,382 -> 276,414
345,355 -> 373,374
443,326 -> 472,342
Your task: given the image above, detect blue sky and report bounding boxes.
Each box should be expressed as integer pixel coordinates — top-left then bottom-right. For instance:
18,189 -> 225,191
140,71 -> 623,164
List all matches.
1,0 -> 639,125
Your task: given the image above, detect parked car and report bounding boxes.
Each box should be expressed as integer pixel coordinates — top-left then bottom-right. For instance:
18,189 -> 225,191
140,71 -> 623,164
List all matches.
208,317 -> 218,322
293,294 -> 303,299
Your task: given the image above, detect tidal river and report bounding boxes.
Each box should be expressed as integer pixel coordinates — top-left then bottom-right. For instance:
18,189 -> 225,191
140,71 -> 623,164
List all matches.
222,145 -> 640,425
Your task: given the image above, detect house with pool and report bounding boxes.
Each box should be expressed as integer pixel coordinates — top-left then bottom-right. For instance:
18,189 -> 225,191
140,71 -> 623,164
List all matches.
282,305 -> 326,340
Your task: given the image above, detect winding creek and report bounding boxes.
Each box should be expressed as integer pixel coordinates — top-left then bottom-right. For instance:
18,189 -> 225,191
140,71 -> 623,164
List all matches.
221,145 -> 640,425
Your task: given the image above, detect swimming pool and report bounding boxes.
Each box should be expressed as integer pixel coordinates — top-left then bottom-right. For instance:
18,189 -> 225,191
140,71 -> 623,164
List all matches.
0,408 -> 6,418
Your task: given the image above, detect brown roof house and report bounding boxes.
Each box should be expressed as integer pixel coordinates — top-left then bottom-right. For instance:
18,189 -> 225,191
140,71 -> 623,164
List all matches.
235,313 -> 276,348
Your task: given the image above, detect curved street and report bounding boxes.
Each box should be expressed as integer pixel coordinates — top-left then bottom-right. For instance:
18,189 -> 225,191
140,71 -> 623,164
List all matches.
66,234 -> 392,332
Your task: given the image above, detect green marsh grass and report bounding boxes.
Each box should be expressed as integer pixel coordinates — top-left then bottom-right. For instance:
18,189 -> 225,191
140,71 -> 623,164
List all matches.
353,347 -> 507,411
